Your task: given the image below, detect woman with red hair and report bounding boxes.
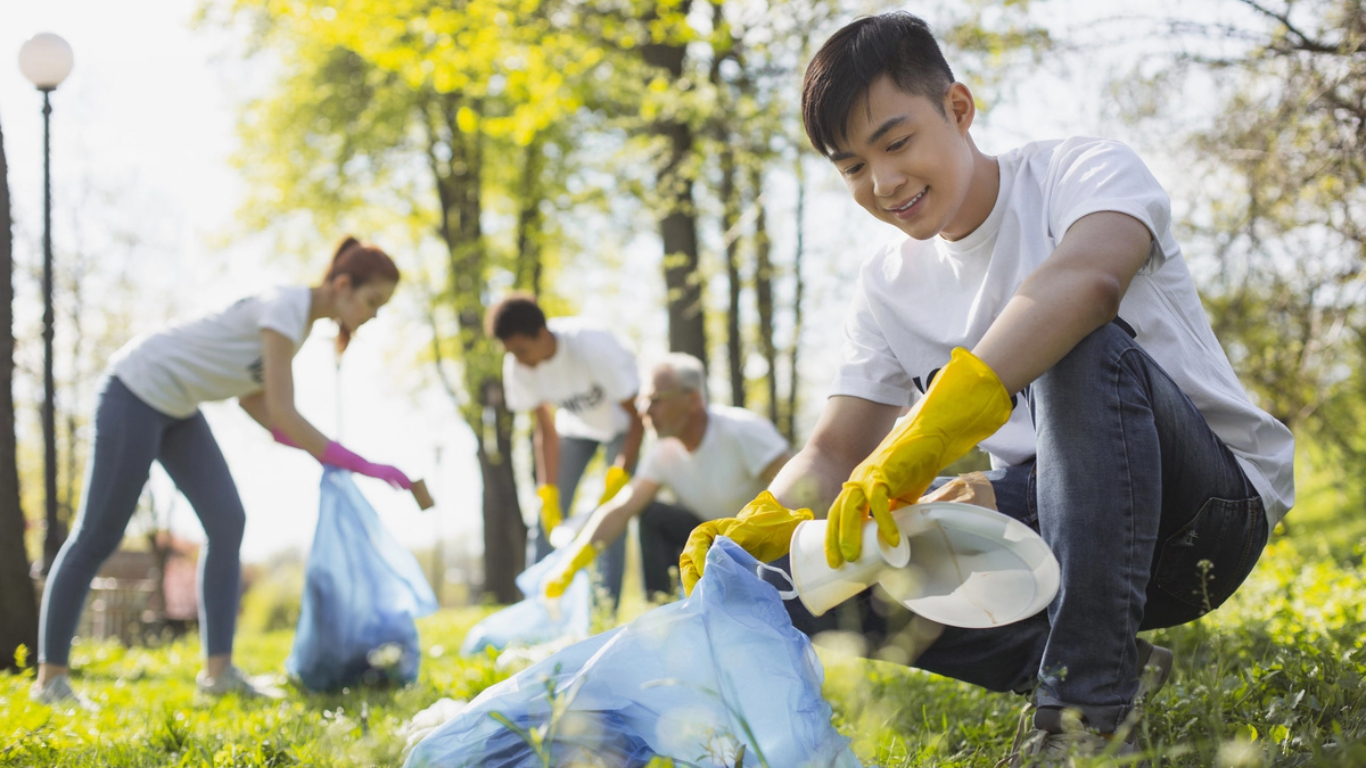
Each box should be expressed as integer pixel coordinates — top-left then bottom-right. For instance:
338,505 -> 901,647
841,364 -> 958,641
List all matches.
31,236 -> 408,706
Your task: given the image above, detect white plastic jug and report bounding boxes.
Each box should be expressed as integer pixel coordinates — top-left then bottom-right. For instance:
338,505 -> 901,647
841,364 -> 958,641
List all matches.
787,501 -> 1061,628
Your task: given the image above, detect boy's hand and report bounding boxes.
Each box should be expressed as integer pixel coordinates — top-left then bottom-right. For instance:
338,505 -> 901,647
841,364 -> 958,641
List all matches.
679,491 -> 814,595
597,466 -> 631,506
537,484 -> 562,535
826,348 -> 1012,567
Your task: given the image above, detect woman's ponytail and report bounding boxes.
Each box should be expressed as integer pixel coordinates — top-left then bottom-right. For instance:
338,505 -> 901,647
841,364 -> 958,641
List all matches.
331,236 -> 361,266
323,235 -> 400,354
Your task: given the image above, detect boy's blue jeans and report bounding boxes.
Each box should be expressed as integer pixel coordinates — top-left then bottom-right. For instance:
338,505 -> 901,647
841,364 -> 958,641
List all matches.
775,322 -> 1269,732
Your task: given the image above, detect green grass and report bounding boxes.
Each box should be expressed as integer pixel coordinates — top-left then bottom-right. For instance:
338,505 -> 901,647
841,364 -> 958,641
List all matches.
5,481 -> 1366,766
820,533 -> 1366,767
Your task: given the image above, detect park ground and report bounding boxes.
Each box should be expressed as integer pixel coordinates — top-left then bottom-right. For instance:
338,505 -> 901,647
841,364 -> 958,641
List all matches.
3,470 -> 1366,767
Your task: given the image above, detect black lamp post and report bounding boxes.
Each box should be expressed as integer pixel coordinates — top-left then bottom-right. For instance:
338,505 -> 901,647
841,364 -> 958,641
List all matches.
18,32 -> 73,573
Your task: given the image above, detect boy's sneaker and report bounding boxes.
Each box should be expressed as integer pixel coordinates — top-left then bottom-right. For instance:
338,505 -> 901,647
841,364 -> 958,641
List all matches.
1004,707 -> 1141,766
196,665 -> 285,699
1133,638 -> 1173,704
29,675 -> 98,711
996,639 -> 1173,767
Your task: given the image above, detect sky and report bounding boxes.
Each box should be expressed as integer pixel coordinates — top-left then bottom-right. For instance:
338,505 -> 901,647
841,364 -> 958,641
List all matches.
0,0 -> 1234,570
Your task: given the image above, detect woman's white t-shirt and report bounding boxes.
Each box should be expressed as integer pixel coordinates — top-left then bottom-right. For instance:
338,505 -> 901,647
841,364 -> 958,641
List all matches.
833,137 -> 1295,529
108,287 -> 314,418
503,317 -> 641,442
637,404 -> 789,521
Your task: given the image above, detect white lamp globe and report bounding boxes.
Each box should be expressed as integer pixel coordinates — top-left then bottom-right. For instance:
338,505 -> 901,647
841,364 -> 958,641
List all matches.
18,32 -> 74,91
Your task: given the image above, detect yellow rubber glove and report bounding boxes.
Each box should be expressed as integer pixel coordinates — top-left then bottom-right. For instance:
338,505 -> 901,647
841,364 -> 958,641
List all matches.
543,540 -> 602,598
827,347 -> 1012,568
597,466 -> 631,507
537,484 -> 562,536
679,490 -> 814,595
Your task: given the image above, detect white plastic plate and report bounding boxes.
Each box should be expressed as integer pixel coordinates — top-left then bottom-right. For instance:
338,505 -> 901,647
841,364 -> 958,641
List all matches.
878,501 -> 1061,628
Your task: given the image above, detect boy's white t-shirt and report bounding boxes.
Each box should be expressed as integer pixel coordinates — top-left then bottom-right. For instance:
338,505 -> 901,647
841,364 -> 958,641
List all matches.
637,404 -> 789,521
503,317 -> 641,442
109,286 -> 314,418
833,137 -> 1295,529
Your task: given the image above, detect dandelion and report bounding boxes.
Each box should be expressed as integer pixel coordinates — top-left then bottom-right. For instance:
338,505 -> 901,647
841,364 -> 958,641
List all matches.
1215,738 -> 1265,768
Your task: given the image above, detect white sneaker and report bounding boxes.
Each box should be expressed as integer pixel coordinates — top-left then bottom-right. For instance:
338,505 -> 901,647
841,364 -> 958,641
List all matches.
196,665 -> 285,699
29,675 -> 98,711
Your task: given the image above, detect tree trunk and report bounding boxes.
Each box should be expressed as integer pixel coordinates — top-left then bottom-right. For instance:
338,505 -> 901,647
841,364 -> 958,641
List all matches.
511,137 -> 546,577
749,164 -> 778,426
658,132 -> 705,360
429,94 -> 526,604
475,380 -> 523,604
0,115 -> 37,672
715,138 -> 744,400
641,2 -> 706,361
514,137 -> 545,295
784,152 -> 807,443
711,1 -> 743,404
721,147 -> 743,406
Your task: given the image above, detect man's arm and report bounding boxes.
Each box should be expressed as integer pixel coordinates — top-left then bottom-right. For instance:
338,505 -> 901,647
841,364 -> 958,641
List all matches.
767,395 -> 902,516
543,476 -> 663,597
973,211 -> 1154,394
576,477 -> 662,551
533,403 -> 559,486
614,397 -> 644,473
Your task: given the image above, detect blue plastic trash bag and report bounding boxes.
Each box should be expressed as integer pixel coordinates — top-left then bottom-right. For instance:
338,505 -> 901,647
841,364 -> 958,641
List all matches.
459,544 -> 592,656
286,468 -> 439,691
407,537 -> 862,768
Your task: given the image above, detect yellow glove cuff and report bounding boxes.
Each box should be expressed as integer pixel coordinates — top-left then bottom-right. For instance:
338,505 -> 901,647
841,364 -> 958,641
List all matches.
680,491 -> 814,595
544,540 -> 601,598
734,491 -> 815,564
864,347 -> 1011,498
537,484 -> 562,535
829,348 -> 1010,567
597,466 -> 631,507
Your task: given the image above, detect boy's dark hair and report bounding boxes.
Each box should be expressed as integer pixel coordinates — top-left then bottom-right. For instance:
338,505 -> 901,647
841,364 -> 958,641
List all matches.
485,293 -> 547,340
802,12 -> 956,157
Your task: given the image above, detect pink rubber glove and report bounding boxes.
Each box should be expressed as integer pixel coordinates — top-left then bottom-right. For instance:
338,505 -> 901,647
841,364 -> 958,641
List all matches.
321,441 -> 412,490
271,428 -> 301,448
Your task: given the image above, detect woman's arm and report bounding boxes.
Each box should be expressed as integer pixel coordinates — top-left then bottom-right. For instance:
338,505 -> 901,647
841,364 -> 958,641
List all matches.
260,328 -> 329,457
238,391 -> 271,430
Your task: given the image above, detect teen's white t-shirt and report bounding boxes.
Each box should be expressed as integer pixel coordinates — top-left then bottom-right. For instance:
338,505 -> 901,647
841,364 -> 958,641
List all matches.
833,137 -> 1295,529
637,404 -> 789,521
109,286 -> 314,418
503,317 -> 641,442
